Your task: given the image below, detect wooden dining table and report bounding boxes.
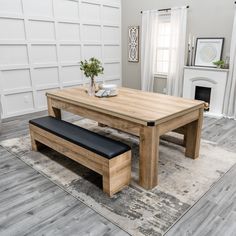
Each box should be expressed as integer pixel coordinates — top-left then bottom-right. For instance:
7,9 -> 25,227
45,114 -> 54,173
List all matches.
46,86 -> 205,190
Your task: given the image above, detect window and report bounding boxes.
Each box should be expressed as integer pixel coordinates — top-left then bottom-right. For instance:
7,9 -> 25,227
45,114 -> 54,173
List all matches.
155,14 -> 171,75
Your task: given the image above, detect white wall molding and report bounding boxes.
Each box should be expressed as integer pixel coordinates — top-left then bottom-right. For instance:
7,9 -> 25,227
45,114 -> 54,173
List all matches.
0,0 -> 121,118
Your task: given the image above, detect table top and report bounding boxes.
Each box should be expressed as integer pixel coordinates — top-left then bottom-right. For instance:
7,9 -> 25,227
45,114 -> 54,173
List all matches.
47,87 -> 205,126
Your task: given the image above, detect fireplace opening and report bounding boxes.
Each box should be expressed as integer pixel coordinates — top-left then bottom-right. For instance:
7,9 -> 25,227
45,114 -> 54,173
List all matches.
195,86 -> 211,111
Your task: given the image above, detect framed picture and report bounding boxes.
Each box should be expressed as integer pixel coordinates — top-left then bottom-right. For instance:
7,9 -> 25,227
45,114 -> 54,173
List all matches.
128,26 -> 139,62
194,38 -> 224,67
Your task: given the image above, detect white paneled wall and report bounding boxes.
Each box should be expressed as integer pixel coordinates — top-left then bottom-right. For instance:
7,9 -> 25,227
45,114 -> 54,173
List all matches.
0,0 -> 121,119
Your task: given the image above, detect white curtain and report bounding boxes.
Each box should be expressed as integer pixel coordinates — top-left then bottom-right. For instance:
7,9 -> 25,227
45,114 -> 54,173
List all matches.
166,7 -> 187,96
223,9 -> 236,119
141,11 -> 159,92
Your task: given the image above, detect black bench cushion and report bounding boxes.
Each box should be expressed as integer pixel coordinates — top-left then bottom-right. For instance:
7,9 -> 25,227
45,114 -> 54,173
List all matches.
29,116 -> 130,159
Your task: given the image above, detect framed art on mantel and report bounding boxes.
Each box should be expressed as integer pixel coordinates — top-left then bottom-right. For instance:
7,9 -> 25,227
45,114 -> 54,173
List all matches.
128,26 -> 139,62
194,38 -> 224,67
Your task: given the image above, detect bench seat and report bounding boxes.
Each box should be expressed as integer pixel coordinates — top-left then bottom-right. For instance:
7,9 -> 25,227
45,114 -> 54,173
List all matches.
29,116 -> 131,197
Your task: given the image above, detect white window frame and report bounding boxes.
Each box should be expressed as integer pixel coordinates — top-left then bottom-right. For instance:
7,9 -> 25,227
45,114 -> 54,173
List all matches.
154,13 -> 171,77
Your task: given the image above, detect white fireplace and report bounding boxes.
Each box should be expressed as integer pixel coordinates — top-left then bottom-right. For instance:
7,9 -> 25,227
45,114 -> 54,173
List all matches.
183,66 -> 229,117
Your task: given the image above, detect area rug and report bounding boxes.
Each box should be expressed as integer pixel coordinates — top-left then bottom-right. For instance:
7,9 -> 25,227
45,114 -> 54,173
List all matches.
1,119 -> 236,236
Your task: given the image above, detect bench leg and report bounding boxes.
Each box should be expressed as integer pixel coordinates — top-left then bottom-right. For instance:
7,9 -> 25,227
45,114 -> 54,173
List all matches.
102,151 -> 131,197
29,129 -> 44,151
30,130 -> 39,151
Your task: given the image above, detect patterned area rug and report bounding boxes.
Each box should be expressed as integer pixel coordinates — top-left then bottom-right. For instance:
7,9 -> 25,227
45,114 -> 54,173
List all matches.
1,119 -> 236,236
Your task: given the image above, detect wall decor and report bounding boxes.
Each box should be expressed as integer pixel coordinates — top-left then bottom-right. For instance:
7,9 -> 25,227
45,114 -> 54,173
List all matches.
128,26 -> 139,62
194,38 -> 224,67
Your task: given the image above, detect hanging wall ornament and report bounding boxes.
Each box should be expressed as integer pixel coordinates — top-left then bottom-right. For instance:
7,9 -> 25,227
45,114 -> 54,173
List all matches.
128,26 -> 139,62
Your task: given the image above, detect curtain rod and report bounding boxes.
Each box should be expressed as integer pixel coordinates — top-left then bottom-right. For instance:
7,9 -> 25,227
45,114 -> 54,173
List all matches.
140,6 -> 189,14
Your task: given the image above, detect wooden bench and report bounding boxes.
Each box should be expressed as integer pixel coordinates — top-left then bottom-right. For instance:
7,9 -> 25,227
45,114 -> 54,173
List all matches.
29,116 -> 131,197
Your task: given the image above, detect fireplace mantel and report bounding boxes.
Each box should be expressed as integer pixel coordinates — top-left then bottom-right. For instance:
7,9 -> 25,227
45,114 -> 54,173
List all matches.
184,66 -> 229,73
183,66 -> 229,117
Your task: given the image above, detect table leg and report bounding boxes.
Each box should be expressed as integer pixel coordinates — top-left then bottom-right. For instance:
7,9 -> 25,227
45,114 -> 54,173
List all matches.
47,97 -> 61,119
98,123 -> 107,127
185,108 -> 204,159
139,126 -> 159,190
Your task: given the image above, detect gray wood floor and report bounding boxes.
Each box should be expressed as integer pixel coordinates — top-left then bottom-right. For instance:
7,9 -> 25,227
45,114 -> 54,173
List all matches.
0,112 -> 129,236
166,162 -> 236,236
166,116 -> 236,236
1,112 -> 236,236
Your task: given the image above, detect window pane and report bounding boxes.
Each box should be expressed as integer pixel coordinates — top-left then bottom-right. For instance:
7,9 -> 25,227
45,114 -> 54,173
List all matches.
164,23 -> 170,35
158,23 -> 165,35
163,50 -> 169,61
157,49 -> 164,60
156,17 -> 171,74
163,62 -> 169,73
157,36 -> 170,48
157,36 -> 164,47
156,62 -> 163,73
157,49 -> 169,62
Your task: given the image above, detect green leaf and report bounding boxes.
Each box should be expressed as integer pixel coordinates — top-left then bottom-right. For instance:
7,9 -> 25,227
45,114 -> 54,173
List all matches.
80,57 -> 104,80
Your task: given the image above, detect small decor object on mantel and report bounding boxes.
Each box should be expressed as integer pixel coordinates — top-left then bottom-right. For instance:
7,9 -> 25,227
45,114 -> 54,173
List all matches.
187,34 -> 195,66
213,60 -> 225,69
128,26 -> 139,62
80,57 -> 104,96
194,38 -> 224,67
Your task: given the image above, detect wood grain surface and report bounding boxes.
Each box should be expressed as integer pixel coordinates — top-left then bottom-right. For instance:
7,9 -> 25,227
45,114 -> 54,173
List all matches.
30,124 -> 131,197
47,87 -> 204,126
46,87 -> 205,190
